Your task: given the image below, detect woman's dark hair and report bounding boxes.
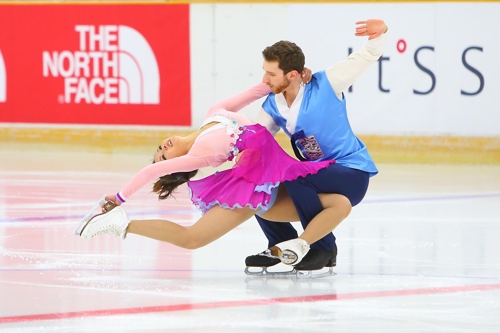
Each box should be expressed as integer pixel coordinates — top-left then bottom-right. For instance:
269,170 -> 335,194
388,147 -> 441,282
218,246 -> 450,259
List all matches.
152,170 -> 198,200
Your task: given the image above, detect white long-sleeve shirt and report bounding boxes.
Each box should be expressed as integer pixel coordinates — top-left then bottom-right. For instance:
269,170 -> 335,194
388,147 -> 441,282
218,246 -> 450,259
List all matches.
257,34 -> 387,136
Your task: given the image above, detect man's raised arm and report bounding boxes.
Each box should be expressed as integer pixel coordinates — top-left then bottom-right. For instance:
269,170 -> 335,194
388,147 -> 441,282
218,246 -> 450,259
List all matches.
326,19 -> 388,99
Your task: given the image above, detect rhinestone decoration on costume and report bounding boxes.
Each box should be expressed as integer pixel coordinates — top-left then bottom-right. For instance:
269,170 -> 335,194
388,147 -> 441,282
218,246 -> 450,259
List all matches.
212,113 -> 246,161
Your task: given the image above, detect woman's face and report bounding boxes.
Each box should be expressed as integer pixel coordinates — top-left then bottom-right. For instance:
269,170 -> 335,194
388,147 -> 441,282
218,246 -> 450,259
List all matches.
154,136 -> 183,162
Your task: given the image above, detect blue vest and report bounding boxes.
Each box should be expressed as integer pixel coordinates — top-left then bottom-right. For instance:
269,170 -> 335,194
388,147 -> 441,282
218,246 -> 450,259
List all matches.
262,70 -> 378,177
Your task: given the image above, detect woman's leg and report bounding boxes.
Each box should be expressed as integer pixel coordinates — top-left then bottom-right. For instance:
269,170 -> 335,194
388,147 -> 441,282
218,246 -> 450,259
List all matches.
298,193 -> 351,245
259,184 -> 300,222
261,186 -> 352,245
126,206 -> 256,249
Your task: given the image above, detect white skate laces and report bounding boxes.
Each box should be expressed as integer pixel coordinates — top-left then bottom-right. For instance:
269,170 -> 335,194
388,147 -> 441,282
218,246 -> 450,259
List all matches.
269,238 -> 310,265
79,202 -> 130,240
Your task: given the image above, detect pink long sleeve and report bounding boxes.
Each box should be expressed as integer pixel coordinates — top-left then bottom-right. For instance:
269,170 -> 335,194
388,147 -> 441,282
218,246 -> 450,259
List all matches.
117,83 -> 271,202
206,82 -> 271,118
119,138 -> 227,200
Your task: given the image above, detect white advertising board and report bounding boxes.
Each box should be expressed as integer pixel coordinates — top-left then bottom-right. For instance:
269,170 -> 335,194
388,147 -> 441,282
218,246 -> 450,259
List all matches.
191,2 -> 500,137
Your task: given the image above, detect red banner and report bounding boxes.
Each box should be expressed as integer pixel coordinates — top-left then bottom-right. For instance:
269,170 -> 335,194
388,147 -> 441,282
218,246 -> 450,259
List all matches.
0,5 -> 191,126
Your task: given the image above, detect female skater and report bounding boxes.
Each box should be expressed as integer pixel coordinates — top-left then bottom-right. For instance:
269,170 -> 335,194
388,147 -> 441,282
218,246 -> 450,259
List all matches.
76,81 -> 344,266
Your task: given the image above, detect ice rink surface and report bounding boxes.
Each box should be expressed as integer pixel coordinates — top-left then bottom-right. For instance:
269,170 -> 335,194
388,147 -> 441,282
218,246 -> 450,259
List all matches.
0,148 -> 499,332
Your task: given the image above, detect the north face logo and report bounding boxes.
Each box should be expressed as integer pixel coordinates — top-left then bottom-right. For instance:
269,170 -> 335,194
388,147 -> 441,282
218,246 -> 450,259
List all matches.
0,50 -> 5,103
42,25 -> 160,105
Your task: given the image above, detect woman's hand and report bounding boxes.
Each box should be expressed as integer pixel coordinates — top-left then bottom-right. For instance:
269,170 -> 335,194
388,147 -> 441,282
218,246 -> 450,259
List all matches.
103,194 -> 121,212
301,67 -> 313,84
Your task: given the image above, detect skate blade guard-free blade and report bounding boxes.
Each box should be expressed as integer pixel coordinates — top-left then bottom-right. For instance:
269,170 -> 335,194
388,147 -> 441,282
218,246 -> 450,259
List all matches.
244,266 -> 336,279
244,266 -> 295,277
295,267 -> 336,279
74,195 -> 116,236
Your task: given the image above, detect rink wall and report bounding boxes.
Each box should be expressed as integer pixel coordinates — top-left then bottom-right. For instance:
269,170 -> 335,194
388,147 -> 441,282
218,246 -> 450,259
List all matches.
0,1 -> 499,163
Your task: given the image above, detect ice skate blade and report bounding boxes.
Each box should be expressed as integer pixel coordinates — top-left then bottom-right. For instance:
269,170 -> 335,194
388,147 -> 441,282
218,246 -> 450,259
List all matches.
245,266 -> 336,279
244,266 -> 295,277
74,195 -> 116,236
295,267 -> 337,279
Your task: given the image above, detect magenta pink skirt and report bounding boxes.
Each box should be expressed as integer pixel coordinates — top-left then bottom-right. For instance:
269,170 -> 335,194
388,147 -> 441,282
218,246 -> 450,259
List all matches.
188,124 -> 335,214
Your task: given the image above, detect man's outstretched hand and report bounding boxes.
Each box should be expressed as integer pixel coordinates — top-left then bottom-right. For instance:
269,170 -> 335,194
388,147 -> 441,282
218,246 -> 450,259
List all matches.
355,19 -> 387,40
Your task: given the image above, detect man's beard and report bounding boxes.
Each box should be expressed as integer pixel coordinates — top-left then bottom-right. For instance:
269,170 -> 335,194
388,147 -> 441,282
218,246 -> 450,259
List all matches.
271,77 -> 291,94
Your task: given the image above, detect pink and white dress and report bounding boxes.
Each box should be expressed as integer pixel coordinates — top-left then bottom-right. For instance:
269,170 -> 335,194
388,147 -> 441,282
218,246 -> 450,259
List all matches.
116,83 -> 335,214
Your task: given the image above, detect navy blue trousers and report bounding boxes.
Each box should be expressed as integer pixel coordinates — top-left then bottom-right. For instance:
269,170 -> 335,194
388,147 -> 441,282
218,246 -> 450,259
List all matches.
255,163 -> 370,251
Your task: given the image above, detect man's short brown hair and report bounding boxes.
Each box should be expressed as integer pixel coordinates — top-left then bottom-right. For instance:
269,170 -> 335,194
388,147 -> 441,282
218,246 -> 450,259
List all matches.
262,40 -> 305,75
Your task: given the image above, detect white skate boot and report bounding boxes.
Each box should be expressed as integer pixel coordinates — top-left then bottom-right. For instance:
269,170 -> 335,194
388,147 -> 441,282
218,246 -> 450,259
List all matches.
78,202 -> 130,240
269,238 -> 310,265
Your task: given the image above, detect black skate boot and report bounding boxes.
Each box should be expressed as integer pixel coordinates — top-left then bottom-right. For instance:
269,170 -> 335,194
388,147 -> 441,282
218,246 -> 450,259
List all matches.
293,244 -> 337,279
245,251 -> 281,267
244,244 -> 337,278
244,238 -> 310,276
244,250 -> 283,276
326,244 -> 337,268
